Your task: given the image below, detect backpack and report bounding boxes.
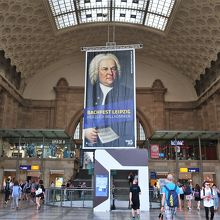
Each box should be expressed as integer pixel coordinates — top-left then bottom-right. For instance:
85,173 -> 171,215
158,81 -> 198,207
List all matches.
184,186 -> 192,195
164,185 -> 179,208
203,188 -> 213,197
5,181 -> 10,191
194,190 -> 200,199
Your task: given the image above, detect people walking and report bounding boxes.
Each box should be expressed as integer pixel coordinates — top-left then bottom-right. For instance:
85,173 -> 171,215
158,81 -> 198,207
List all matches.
80,182 -> 87,199
4,178 -> 11,206
35,179 -> 45,210
194,184 -> 202,210
184,180 -> 193,210
11,180 -> 21,210
201,181 -> 215,220
153,182 -> 159,199
129,176 -> 141,220
212,184 -> 220,211
22,180 -> 31,200
178,184 -> 185,209
128,172 -> 135,187
161,174 -> 181,220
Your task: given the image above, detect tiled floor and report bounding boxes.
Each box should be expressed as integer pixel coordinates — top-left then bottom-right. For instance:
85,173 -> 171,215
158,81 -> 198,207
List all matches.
1,199 -> 220,219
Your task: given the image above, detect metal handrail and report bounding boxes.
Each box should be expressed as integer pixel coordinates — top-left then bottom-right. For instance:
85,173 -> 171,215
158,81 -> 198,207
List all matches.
45,187 -> 93,208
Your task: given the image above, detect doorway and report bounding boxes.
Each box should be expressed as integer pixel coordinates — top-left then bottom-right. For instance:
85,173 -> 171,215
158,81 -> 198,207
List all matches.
110,169 -> 138,210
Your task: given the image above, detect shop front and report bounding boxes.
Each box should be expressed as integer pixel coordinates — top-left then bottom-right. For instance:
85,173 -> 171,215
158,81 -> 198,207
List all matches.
149,131 -> 220,185
49,170 -> 65,187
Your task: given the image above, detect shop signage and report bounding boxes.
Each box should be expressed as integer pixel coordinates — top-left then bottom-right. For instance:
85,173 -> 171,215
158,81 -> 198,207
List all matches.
179,167 -> 199,173
159,153 -> 165,158
171,140 -> 184,146
150,144 -> 159,159
179,167 -> 188,173
150,171 -> 157,179
188,168 -> 199,172
96,175 -> 108,197
20,165 -> 31,170
52,139 -> 66,144
31,165 -> 40,170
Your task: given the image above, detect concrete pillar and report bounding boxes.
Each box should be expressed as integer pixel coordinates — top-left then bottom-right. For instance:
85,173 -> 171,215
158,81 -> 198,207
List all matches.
0,168 -> 3,190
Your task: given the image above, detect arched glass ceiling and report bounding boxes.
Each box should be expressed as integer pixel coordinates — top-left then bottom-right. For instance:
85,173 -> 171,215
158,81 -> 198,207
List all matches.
48,0 -> 176,31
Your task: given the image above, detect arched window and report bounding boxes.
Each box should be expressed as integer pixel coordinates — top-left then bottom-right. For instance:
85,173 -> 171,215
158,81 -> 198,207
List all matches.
73,118 -> 83,140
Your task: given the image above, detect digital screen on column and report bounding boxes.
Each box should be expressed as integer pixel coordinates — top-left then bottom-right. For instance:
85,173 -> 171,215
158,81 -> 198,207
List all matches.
95,174 -> 108,197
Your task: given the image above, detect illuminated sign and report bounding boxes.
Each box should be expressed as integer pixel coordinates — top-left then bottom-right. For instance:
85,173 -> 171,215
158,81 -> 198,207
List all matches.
179,167 -> 200,173
179,168 -> 188,173
171,140 -> 184,146
150,172 -> 157,179
188,168 -> 199,172
20,165 -> 31,170
31,165 -> 40,170
96,175 -> 108,197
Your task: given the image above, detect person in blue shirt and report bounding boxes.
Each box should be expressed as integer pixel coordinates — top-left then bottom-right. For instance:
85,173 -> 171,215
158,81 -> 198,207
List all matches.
12,180 -> 21,210
161,174 -> 181,220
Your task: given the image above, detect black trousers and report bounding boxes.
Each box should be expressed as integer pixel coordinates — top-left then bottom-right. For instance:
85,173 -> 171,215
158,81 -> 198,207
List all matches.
4,190 -> 10,202
205,206 -> 214,220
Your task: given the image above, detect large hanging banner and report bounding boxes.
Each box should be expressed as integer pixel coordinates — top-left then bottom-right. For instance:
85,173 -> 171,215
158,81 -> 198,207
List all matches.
83,49 -> 136,149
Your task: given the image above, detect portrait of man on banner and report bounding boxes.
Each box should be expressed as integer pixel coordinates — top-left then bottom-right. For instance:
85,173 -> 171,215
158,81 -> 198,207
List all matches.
83,49 -> 136,148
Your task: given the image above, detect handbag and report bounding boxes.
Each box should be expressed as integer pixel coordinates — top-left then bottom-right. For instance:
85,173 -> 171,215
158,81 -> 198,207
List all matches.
158,212 -> 163,220
35,187 -> 42,195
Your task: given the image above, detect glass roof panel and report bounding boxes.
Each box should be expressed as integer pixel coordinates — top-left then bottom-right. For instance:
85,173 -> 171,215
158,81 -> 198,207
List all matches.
145,13 -> 167,30
114,8 -> 144,24
55,13 -> 77,28
47,0 -> 177,31
79,0 -> 109,9
149,0 -> 175,17
48,0 -> 75,16
80,8 -> 109,23
115,0 -> 147,10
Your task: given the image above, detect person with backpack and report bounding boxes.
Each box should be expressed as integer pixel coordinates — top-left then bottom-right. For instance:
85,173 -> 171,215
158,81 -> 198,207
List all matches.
22,180 -> 31,200
161,174 -> 181,220
11,180 -> 22,210
4,178 -> 11,206
201,181 -> 215,220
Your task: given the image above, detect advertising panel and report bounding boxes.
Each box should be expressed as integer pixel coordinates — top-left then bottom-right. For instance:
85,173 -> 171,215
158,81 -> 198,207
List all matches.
83,49 -> 136,149
95,174 -> 108,197
150,144 -> 160,159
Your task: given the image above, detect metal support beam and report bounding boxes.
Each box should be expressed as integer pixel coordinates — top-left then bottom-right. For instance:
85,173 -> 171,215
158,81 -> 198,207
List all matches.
198,136 -> 203,185
81,43 -> 143,51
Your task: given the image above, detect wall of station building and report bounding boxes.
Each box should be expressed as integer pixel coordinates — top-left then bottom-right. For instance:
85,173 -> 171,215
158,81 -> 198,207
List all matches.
23,54 -> 197,102
1,73 -> 220,132
0,54 -> 220,187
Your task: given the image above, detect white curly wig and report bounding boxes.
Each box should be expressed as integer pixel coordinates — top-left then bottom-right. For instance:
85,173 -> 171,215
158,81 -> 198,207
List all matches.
89,53 -> 121,85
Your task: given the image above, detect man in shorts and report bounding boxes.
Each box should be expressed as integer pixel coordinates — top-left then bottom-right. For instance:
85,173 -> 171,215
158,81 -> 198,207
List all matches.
161,174 -> 181,220
129,176 -> 141,220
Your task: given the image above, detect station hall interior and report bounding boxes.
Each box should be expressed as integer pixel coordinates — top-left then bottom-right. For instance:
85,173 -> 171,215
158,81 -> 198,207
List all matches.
0,0 -> 220,212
